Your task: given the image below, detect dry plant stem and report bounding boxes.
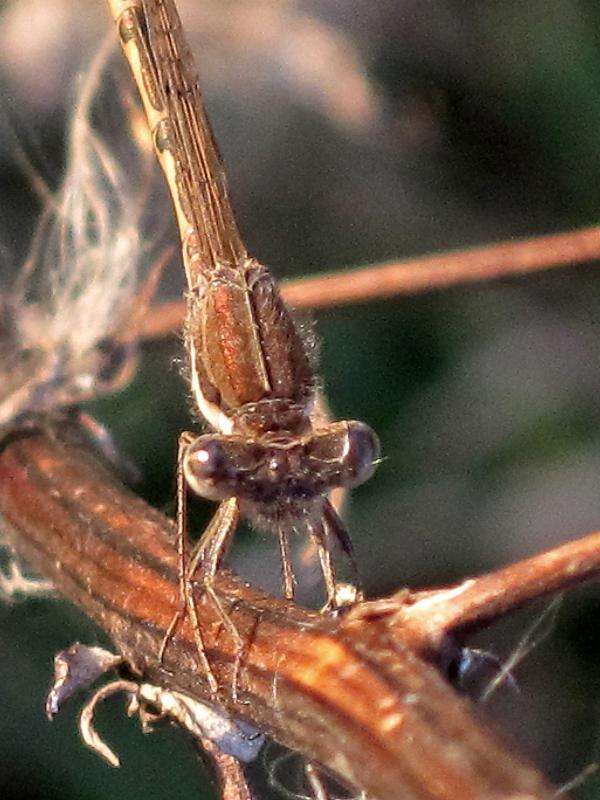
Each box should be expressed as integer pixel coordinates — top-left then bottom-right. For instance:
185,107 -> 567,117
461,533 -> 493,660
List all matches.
396,530 -> 600,654
0,426 -> 559,800
199,739 -> 254,800
140,224 -> 600,339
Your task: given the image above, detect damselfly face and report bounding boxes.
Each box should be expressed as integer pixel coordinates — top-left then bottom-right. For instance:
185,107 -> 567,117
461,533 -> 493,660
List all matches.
183,421 -> 380,508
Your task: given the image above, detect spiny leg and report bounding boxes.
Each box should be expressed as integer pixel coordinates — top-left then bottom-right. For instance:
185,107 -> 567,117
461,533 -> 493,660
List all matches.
158,430 -> 197,665
322,499 -> 364,602
186,496 -> 242,652
277,525 -> 295,601
161,456 -> 240,695
229,607 -> 263,705
308,516 -> 337,611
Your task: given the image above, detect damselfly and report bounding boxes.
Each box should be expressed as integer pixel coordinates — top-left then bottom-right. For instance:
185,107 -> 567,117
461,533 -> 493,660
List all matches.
108,0 -> 380,690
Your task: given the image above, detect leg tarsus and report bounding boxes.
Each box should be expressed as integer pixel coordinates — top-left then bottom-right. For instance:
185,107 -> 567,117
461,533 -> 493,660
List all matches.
321,501 -> 365,610
228,605 -> 262,705
186,498 -> 241,696
184,585 -> 219,697
157,604 -> 185,667
322,500 -> 362,586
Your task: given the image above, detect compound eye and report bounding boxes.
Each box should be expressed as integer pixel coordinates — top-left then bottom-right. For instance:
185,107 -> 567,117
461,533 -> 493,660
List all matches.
305,421 -> 380,492
184,437 -> 230,501
342,421 -> 380,487
188,438 -> 226,477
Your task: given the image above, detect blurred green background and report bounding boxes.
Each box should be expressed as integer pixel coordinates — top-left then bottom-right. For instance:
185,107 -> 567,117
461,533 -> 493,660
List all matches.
1,0 -> 600,798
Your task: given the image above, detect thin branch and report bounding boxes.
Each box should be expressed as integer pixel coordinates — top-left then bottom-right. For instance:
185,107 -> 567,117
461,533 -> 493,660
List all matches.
140,224 -> 600,339
391,530 -> 600,654
0,423 -> 557,800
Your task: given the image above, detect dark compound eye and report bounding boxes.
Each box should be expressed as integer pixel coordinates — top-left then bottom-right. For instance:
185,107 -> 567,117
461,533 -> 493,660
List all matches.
304,421 -> 380,492
183,437 -> 233,501
183,436 -> 269,502
186,438 -> 227,480
182,425 -> 380,504
342,421 -> 381,486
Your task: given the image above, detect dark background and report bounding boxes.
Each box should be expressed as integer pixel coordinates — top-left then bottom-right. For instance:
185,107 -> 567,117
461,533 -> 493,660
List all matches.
1,1 -> 599,798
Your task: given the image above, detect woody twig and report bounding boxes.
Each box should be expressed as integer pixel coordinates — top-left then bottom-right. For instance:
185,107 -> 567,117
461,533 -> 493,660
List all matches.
2,423 -> 593,800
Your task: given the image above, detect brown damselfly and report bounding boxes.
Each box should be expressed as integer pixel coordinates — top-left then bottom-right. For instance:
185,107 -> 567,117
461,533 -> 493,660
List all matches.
107,0 -> 380,691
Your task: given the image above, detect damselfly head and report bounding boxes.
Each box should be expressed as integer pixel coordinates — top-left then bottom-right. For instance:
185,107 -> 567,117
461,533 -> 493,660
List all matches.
183,420 -> 380,507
